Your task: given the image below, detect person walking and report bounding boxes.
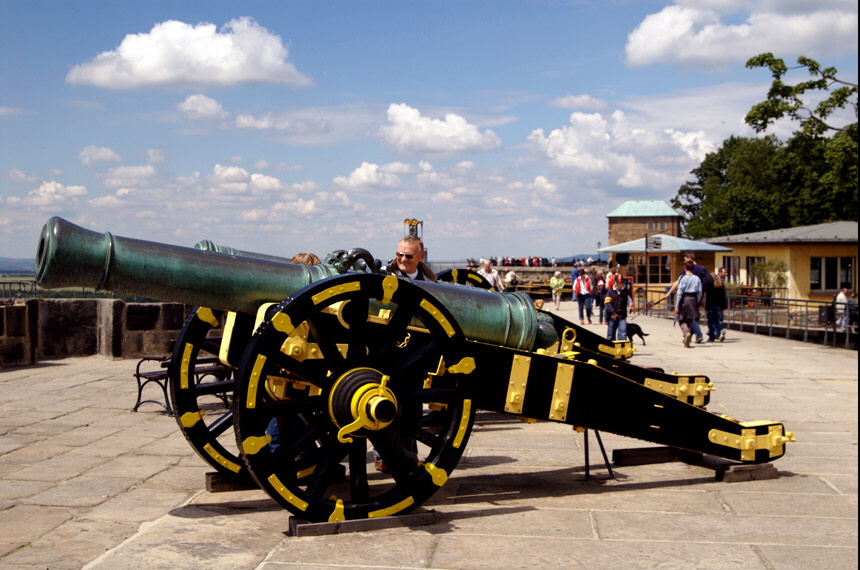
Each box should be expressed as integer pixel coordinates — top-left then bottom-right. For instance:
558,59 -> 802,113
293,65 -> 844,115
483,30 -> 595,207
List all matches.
707,266 -> 728,342
664,252 -> 712,344
835,286 -> 849,332
593,273 -> 607,325
848,292 -> 858,334
549,270 -> 565,311
574,269 -> 594,324
605,276 -> 635,341
674,259 -> 703,348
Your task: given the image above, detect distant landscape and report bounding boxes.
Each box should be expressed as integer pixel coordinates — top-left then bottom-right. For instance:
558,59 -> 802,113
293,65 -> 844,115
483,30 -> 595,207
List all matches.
0,257 -> 35,277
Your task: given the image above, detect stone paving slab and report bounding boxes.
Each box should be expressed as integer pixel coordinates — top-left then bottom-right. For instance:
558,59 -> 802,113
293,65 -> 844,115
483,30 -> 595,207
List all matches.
0,305 -> 856,570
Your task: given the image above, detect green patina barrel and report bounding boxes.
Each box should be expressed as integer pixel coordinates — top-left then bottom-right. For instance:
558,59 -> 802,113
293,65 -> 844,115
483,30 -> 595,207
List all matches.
193,239 -> 294,263
36,217 -> 546,351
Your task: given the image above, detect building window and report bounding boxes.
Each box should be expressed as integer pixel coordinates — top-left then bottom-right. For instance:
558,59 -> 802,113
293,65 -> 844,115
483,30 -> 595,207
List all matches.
723,256 -> 740,283
660,222 -> 667,231
647,221 -> 655,231
745,256 -> 766,285
810,256 -> 855,291
647,255 -> 672,284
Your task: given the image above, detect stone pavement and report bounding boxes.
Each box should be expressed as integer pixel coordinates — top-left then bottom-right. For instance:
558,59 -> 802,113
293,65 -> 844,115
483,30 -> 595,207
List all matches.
0,301 -> 856,570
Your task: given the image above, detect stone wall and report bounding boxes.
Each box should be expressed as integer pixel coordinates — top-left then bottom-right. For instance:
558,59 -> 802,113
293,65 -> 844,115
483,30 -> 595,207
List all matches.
0,299 -> 38,366
0,299 -> 189,368
608,216 -> 681,246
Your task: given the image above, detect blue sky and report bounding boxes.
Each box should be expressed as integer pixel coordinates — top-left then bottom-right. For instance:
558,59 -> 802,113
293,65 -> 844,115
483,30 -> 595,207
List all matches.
1,0 -> 857,263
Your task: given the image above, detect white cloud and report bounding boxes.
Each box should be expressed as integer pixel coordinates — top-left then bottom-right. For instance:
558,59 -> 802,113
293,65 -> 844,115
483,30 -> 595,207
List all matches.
234,104 -> 380,146
102,165 -> 157,188
626,2 -> 859,68
89,195 -> 125,207
291,180 -> 319,193
18,181 -> 87,207
177,94 -> 229,120
315,191 -> 353,208
0,106 -> 28,116
431,191 -> 456,204
527,110 -> 704,189
147,149 -> 167,164
66,17 -> 312,89
212,164 -> 248,182
79,145 -> 122,166
272,198 -> 317,216
334,162 -> 402,189
528,113 -> 613,173
206,164 -> 250,195
485,196 -> 518,210
249,173 -> 283,192
4,169 -> 39,184
379,103 -> 502,153
380,161 -> 415,174
548,94 -> 609,110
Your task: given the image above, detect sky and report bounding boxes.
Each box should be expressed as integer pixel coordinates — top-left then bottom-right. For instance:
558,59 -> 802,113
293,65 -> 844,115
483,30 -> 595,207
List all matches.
1,0 -> 857,264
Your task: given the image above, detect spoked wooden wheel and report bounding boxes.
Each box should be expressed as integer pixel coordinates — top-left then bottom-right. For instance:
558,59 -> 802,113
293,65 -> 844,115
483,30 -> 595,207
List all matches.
233,273 -> 477,522
169,307 -> 257,486
436,268 -> 494,290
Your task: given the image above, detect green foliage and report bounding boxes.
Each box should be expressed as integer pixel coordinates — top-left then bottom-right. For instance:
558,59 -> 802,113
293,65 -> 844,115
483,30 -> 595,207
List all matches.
745,53 -> 858,136
672,54 -> 858,238
749,260 -> 788,295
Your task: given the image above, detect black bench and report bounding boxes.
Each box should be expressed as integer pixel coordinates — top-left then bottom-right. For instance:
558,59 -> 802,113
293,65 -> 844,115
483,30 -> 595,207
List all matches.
132,354 -> 229,415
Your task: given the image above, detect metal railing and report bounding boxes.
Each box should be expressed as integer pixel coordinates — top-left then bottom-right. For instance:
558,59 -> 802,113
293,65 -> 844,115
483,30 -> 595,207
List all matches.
1,280 -> 35,299
638,287 -> 857,350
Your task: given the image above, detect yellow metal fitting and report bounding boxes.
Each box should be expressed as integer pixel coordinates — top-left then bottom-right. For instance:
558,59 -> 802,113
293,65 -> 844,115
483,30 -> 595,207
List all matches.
708,423 -> 795,461
504,354 -> 530,415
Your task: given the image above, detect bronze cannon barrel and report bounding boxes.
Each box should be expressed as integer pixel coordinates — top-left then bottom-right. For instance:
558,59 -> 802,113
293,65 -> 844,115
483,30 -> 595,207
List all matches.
35,217 -> 548,351
36,217 -> 339,314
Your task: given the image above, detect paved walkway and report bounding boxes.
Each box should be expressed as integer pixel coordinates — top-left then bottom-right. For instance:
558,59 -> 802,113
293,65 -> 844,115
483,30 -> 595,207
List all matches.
0,302 -> 856,569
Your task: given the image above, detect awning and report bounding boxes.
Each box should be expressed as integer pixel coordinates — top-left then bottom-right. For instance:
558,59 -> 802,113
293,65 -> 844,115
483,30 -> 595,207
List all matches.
598,234 -> 732,253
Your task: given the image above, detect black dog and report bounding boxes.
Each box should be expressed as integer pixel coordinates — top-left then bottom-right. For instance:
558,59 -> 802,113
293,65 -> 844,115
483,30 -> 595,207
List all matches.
627,322 -> 649,345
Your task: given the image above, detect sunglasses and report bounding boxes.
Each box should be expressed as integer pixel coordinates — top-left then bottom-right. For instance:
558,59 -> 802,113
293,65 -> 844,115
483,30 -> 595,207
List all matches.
396,252 -> 415,260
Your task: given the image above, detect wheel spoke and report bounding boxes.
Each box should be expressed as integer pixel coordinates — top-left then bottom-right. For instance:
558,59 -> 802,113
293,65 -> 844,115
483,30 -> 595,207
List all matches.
415,426 -> 445,452
200,338 -> 222,354
259,350 -> 334,391
348,439 -> 369,503
410,387 -> 461,405
192,379 -> 236,397
257,395 -> 325,416
368,432 -> 415,486
378,295 -> 421,354
305,312 -> 348,366
385,339 -> 445,379
207,409 -> 234,438
306,444 -> 347,498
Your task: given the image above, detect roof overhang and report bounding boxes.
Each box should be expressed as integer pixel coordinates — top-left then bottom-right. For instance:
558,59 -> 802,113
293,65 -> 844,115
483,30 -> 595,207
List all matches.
599,234 -> 732,253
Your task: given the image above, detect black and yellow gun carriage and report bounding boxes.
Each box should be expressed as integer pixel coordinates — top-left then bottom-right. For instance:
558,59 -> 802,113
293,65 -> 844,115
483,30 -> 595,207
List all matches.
36,217 -> 793,524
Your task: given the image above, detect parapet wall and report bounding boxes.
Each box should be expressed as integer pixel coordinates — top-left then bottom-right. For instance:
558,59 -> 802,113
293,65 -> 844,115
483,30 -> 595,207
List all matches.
1,299 -> 188,368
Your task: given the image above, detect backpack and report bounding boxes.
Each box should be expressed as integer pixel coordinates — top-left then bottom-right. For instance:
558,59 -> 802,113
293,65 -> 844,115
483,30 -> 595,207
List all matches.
700,267 -> 714,292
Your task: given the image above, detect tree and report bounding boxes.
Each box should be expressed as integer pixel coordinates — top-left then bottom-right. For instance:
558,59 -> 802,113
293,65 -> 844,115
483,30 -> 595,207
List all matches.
745,53 -> 858,137
671,136 -> 788,239
672,54 -> 858,238
745,54 -> 858,220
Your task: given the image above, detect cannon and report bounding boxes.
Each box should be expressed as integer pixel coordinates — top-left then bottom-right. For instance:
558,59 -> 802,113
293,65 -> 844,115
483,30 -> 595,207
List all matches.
36,217 -> 794,524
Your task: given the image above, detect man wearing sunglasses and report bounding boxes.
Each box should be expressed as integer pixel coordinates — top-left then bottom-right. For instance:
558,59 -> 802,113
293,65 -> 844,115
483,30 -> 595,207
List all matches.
375,234 -> 435,475
386,235 -> 437,282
